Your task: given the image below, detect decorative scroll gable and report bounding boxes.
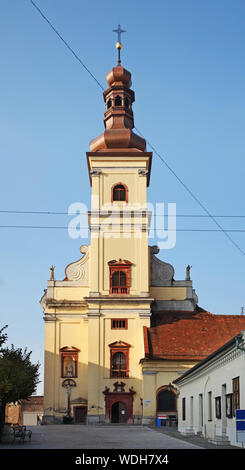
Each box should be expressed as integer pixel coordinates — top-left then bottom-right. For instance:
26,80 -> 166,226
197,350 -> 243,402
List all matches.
65,245 -> 89,285
150,245 -> 174,286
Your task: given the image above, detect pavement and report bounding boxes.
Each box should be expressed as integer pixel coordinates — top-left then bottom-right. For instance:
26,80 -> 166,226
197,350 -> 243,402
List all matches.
0,424 -> 203,449
151,425 -> 240,449
1,424 -> 242,450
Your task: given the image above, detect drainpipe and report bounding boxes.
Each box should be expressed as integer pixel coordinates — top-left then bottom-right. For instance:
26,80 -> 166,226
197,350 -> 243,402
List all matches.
203,376 -> 210,438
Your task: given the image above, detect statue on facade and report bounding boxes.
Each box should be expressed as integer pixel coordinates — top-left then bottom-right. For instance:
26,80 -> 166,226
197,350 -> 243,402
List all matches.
49,265 -> 55,281
65,363 -> 73,377
186,265 -> 192,281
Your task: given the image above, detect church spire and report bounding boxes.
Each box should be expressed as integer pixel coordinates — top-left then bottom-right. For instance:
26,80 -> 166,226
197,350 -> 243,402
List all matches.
89,27 -> 146,153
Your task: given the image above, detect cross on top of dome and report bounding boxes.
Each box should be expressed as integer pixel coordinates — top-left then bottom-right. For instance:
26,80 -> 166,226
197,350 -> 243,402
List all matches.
113,24 -> 126,65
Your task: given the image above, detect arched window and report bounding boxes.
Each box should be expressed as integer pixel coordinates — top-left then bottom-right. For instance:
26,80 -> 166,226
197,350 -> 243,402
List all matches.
109,341 -> 131,378
107,98 -> 112,109
111,270 -> 128,294
108,259 -> 131,295
115,95 -> 122,106
112,271 -> 126,289
124,96 -> 129,108
112,352 -> 127,371
112,183 -> 128,202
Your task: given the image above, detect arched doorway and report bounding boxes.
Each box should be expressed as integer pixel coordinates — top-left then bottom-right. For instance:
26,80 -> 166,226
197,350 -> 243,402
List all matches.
111,401 -> 127,423
103,382 -> 136,424
157,388 -> 176,412
156,386 -> 177,425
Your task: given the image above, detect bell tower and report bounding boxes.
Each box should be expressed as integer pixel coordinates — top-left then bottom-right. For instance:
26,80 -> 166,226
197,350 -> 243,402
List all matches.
41,31 -> 156,426
85,34 -> 153,423
87,42 -> 152,297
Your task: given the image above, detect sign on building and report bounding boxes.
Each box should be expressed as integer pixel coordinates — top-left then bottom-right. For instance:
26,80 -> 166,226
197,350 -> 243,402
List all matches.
236,410 -> 245,444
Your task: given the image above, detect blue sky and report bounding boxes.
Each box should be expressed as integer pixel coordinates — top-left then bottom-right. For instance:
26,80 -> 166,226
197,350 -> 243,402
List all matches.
0,0 -> 245,394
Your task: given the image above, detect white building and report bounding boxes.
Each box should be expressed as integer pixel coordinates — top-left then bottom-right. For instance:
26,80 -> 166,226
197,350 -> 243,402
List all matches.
174,330 -> 245,447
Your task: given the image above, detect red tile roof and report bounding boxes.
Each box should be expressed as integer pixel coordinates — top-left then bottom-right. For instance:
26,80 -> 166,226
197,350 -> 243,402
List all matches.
144,310 -> 245,361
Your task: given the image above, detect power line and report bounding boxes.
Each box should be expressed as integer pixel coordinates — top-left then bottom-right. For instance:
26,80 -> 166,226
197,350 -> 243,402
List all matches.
135,127 -> 245,256
0,224 -> 245,233
29,1 -> 245,256
29,0 -> 104,91
1,209 -> 245,218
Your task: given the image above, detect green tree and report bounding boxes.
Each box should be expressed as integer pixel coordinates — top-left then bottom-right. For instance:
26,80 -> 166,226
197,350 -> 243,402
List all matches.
0,329 -> 40,440
0,325 -> 8,351
0,324 -> 8,432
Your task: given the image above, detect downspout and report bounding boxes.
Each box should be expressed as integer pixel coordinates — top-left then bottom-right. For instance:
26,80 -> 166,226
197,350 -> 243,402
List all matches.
203,376 -> 210,438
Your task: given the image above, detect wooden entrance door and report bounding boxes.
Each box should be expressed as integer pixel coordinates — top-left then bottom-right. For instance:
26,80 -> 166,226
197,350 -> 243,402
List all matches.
111,401 -> 127,423
74,406 -> 87,423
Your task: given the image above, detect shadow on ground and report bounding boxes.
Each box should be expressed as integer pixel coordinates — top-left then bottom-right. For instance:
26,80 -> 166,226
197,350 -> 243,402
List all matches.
151,426 -> 240,450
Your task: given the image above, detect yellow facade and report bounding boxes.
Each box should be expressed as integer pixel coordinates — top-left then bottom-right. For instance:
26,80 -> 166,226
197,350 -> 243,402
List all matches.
41,59 -> 198,425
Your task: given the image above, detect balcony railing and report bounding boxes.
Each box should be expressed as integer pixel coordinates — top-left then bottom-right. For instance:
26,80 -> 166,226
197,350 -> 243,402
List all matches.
111,287 -> 128,294
110,369 -> 129,378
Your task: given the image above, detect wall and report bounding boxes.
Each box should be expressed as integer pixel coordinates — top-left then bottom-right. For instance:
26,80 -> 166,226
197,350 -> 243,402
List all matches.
88,154 -> 151,297
43,300 -> 151,423
86,309 -> 150,423
150,286 -> 187,301
176,344 -> 245,447
5,396 -> 43,425
44,314 -> 88,422
141,359 -> 197,425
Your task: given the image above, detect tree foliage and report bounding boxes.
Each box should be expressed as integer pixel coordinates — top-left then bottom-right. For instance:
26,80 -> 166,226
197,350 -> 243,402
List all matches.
0,325 -> 8,351
0,345 -> 40,404
0,325 -> 40,438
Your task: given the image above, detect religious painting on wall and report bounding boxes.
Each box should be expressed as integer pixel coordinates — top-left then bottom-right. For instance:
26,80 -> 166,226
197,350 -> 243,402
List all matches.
63,356 -> 76,377
60,347 -> 79,378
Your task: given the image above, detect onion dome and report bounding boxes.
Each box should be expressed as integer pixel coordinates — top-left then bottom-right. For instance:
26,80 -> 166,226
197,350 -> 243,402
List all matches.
89,61 -> 146,152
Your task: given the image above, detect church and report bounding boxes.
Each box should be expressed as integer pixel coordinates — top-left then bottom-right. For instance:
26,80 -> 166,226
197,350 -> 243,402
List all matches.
40,37 -> 245,425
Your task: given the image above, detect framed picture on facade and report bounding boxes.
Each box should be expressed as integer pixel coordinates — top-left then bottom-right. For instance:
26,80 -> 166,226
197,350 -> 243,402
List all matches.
215,396 -> 221,419
60,347 -> 79,378
226,394 -> 233,418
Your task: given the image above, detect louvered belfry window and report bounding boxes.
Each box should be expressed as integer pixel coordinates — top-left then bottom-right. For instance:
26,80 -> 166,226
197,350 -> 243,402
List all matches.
115,95 -> 122,106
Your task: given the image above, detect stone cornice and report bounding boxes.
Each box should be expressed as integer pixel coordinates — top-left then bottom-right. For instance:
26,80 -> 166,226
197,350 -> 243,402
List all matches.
52,281 -> 89,287
88,210 -> 151,218
43,313 -> 88,322
85,296 -> 154,305
101,309 -> 151,315
44,299 -> 88,308
86,152 -> 152,186
139,312 -> 152,318
43,314 -> 56,322
87,309 -> 101,318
